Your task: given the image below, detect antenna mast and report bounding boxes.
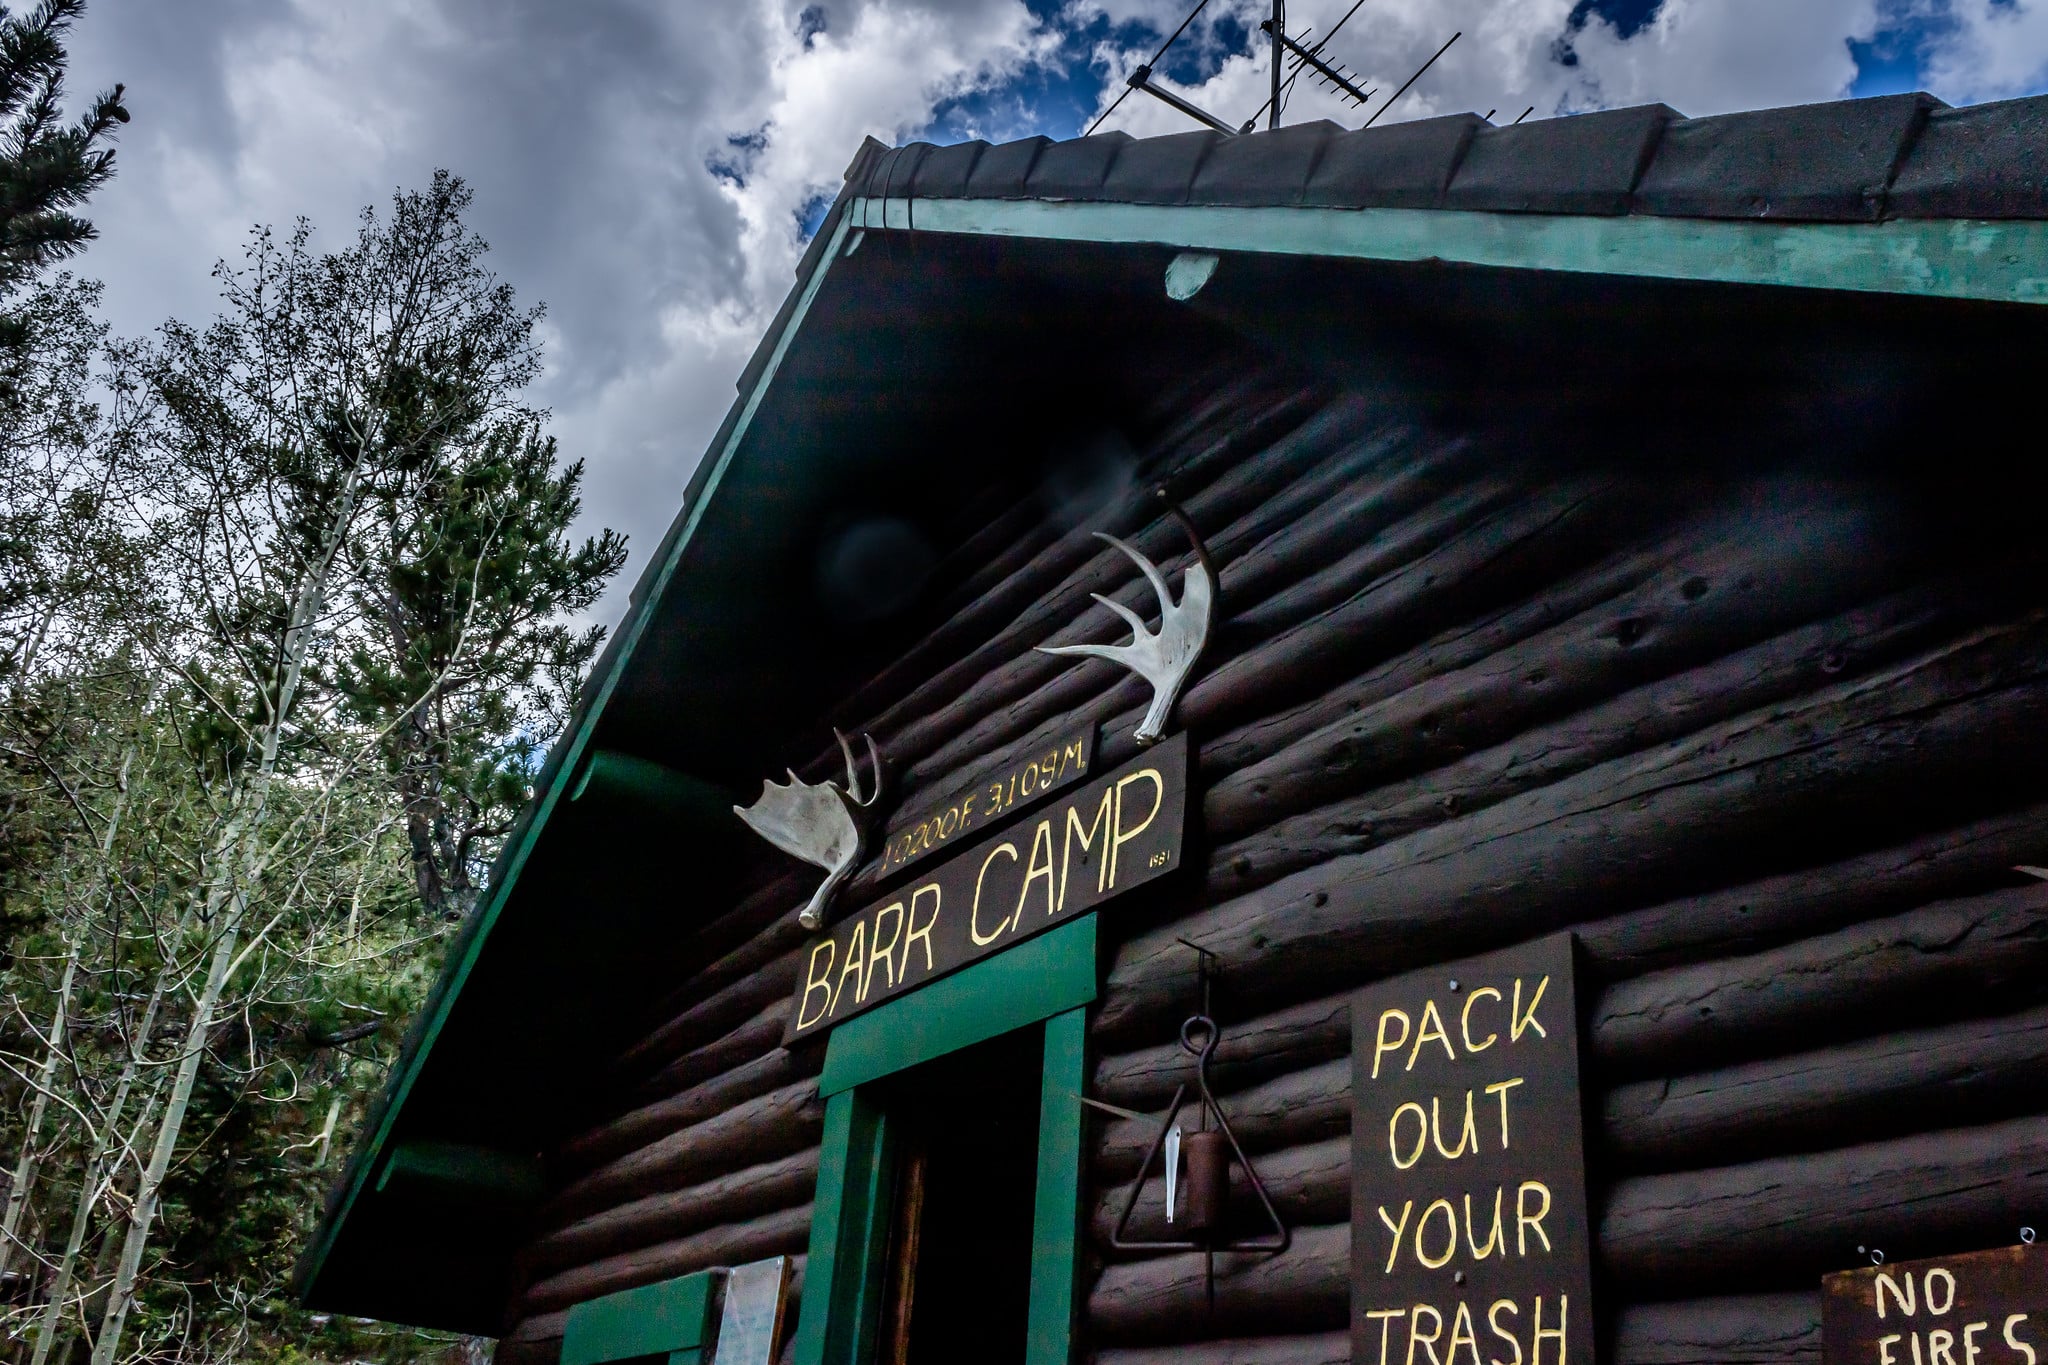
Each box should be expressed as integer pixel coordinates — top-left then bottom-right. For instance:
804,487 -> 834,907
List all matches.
1090,0 -> 1458,139
1268,0 -> 1284,130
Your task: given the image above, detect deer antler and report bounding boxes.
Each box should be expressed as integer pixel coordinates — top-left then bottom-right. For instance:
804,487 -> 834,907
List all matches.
1037,516 -> 1213,745
735,729 -> 886,929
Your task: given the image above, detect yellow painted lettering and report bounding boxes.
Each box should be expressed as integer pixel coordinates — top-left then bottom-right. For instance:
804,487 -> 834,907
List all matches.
1013,818 -> 1056,927
971,843 -> 1019,946
1486,1078 -> 1525,1149
1461,985 -> 1502,1052
1060,789 -> 1113,909
1374,1009 -> 1412,1080
1433,1091 -> 1477,1159
1488,1301 -> 1523,1365
1448,1302 -> 1481,1365
1367,1309 -> 1408,1365
1517,1181 -> 1552,1256
1531,1297 -> 1566,1365
796,939 -> 836,1031
1109,767 -> 1163,886
1511,975 -> 1550,1041
1407,1305 -> 1446,1365
1390,1103 -> 1428,1169
1378,1201 -> 1414,1273
904,883 -> 940,974
863,901 -> 904,998
1408,999 -> 1456,1070
2005,1315 -> 2035,1365
1416,1199 -> 1458,1268
834,920 -> 867,1009
1465,1187 -> 1505,1259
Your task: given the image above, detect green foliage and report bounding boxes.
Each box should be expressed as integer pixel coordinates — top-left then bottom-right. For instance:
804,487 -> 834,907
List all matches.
0,163 -> 625,1365
0,0 -> 126,347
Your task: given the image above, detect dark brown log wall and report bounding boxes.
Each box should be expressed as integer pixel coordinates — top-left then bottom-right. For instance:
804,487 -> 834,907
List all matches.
493,330 -> 2048,1365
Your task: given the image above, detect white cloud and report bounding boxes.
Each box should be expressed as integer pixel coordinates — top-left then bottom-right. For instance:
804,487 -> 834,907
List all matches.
51,0 -> 2048,633
1088,0 -> 1891,135
66,0 -> 1056,624
1922,0 -> 2048,102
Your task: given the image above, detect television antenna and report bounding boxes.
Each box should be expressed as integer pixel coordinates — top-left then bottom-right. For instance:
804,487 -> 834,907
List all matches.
1088,0 -> 1459,139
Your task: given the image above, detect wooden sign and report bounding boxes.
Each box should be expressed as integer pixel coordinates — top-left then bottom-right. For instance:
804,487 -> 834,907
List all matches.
1351,933 -> 1595,1365
784,733 -> 1188,1043
872,727 -> 1095,880
1824,1243 -> 2048,1365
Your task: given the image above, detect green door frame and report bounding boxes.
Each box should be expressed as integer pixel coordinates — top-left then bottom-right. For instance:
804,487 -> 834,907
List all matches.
789,913 -> 1097,1365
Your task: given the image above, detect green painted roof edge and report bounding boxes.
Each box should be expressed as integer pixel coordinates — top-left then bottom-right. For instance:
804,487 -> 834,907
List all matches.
860,195 -> 2048,306
294,201 -> 858,1304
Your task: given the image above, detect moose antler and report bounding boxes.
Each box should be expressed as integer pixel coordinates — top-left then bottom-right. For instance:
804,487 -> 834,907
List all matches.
735,728 -> 884,930
1037,512 -> 1213,745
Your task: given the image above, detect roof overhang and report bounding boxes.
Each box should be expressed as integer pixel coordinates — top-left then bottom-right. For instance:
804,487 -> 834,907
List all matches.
856,194 -> 2048,307
299,104 -> 2048,1335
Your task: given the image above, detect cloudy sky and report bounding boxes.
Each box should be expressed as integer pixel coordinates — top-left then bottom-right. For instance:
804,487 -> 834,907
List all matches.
64,0 -> 2048,622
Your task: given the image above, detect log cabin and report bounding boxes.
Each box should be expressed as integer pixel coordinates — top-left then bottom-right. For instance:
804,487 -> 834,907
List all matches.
297,89 -> 2048,1365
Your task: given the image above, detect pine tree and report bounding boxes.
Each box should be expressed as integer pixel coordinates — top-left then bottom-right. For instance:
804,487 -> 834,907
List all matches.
0,0 -> 127,304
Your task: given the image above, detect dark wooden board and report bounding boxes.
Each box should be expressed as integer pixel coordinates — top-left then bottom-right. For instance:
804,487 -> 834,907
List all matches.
1352,933 -> 1596,1365
1823,1242 -> 2048,1365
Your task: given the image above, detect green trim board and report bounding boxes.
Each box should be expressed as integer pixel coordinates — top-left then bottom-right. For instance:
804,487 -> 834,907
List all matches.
562,1271 -> 718,1365
296,204 -> 858,1304
796,916 -> 1098,1364
1028,1006 -> 1089,1365
373,1141 -> 543,1202
855,195 -> 2048,307
789,1090 -> 896,1365
818,912 -> 1098,1096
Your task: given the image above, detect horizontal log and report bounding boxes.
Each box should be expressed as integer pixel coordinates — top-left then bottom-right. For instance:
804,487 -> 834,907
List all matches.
544,1078 -> 823,1226
1094,994 -> 1351,1112
670,446 -> 1425,973
1178,479 -> 1625,742
643,865 -> 808,1025
1096,1059 -> 1349,1181
500,1309 -> 568,1360
1099,990 -> 2048,1200
1605,1003 -> 2048,1169
832,365 -> 1284,735
1089,1221 -> 1349,1344
1593,882 -> 2048,1073
1209,432 -> 1479,629
1205,489 -> 1908,842
521,1203 -> 813,1315
892,414 -> 1425,789
1612,1293 -> 1819,1365
1082,1114 -> 2048,1328
1195,534 -> 1683,784
839,368 -> 1318,736
1092,1135 -> 1349,1245
1601,1113 -> 2048,1293
614,945 -> 801,1079
1095,1331 -> 1351,1365
1575,799 -> 2048,979
633,996 -> 790,1105
1206,585 -> 1957,896
564,1043 -> 818,1174
649,879 -> 809,1036
866,387 -> 1337,770
526,1149 -> 818,1277
1099,616 -> 2048,1045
